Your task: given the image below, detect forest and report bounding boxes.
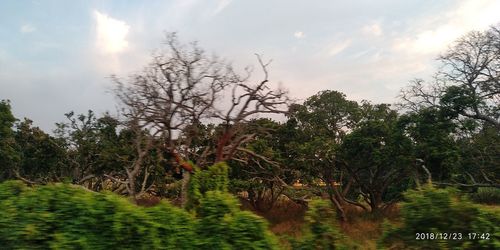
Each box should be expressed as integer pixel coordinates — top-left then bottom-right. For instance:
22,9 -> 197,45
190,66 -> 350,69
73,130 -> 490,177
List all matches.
0,25 -> 499,249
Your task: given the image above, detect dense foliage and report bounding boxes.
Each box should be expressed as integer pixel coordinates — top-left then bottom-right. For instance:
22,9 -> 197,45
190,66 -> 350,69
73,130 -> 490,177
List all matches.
187,162 -> 229,209
196,191 -> 279,249
0,180 -> 278,249
0,180 -> 196,249
0,100 -> 18,180
380,186 -> 500,249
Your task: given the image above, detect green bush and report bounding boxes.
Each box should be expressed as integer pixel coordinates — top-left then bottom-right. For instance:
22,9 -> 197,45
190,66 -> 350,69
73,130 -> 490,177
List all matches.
227,211 -> 279,249
195,191 -> 278,249
380,185 -> 500,249
147,202 -> 197,248
0,167 -> 280,249
292,199 -> 348,250
470,187 -> 500,205
189,163 -> 279,249
0,180 -> 197,249
187,162 -> 229,209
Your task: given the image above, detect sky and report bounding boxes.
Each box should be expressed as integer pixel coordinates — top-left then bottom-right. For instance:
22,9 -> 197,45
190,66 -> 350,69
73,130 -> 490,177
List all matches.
1,0 -> 500,131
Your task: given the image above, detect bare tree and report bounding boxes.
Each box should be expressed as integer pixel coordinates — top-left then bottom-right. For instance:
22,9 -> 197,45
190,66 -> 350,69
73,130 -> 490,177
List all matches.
212,54 -> 289,162
400,25 -> 500,129
438,26 -> 500,129
112,33 -> 289,203
114,33 -> 234,166
398,25 -> 500,189
398,78 -> 446,112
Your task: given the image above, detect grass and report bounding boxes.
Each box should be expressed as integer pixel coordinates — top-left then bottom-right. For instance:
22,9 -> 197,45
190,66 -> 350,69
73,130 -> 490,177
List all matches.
240,196 -> 306,237
240,196 -> 403,249
339,203 -> 402,249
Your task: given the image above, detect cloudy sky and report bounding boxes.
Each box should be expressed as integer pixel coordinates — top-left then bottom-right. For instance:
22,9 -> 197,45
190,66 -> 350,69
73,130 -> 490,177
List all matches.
1,0 -> 500,131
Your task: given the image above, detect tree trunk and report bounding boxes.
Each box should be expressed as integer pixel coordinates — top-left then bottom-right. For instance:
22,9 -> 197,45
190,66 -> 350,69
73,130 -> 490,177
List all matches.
180,170 -> 191,208
215,129 -> 233,162
369,191 -> 383,214
326,182 -> 347,221
127,171 -> 137,201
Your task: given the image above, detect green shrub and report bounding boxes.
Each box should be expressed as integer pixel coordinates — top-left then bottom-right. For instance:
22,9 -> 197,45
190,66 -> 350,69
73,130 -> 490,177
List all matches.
146,202 -> 198,249
189,163 -> 279,249
187,162 -> 229,209
470,187 -> 500,205
380,185 -> 500,249
227,211 -> 279,249
195,191 -> 279,249
0,180 -> 197,249
293,199 -> 348,250
0,168 -> 279,249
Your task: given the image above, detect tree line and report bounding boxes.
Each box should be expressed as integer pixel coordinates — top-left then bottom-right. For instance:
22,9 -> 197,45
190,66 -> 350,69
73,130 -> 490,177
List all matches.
0,26 -> 498,221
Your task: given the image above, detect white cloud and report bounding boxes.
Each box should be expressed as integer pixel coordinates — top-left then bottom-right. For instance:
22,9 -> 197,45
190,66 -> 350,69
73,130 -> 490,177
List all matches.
20,24 -> 36,33
362,22 -> 382,36
93,10 -> 130,54
395,25 -> 460,53
393,0 -> 500,54
328,39 -> 351,56
294,31 -> 304,38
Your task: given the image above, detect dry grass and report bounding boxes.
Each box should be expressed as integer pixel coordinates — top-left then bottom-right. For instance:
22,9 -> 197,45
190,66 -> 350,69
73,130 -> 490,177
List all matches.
241,197 -> 402,249
240,196 -> 307,237
240,197 -> 307,250
340,203 -> 401,249
135,195 -> 162,207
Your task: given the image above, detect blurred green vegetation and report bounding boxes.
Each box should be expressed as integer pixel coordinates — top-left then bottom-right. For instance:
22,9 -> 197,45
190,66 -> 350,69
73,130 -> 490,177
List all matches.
291,199 -> 353,250
470,187 -> 500,205
380,186 -> 500,249
0,179 -> 278,249
187,162 -> 229,210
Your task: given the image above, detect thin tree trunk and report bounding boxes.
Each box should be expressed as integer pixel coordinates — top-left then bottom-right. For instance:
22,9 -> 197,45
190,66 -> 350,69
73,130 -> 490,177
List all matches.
181,171 -> 191,208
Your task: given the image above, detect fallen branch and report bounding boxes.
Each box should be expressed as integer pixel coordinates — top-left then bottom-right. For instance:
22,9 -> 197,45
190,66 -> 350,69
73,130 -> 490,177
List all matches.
13,170 -> 37,185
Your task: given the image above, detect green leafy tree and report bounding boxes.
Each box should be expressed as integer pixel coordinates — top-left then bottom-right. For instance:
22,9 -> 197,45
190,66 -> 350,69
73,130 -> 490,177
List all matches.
228,118 -> 297,211
287,90 -> 361,220
14,118 -> 68,182
0,100 -> 19,180
339,104 -> 414,212
55,111 -> 164,196
399,25 -> 500,188
54,110 -> 107,184
399,108 -> 460,182
457,125 -> 500,187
